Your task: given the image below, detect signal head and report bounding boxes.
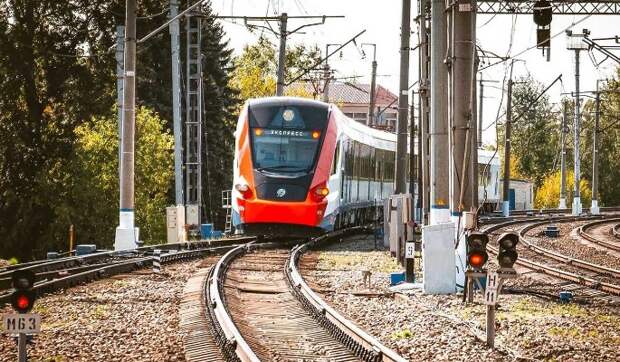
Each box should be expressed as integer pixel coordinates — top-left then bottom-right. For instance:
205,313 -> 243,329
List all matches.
497,232 -> 519,269
497,232 -> 519,250
466,232 -> 489,271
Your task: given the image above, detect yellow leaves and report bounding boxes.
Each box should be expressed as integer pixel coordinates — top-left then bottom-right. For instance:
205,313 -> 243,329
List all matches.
534,170 -> 592,209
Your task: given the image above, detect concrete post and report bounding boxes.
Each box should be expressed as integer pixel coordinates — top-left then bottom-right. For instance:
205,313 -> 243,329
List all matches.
116,26 -> 125,179
591,84 -> 600,214
559,101 -> 568,209
430,0 -> 450,224
276,13 -> 288,96
394,0 -> 411,195
115,0 -> 139,250
572,50 -> 582,215
368,59 -> 378,126
502,73 -> 514,217
478,75 -> 484,148
419,2 -> 430,224
449,0 -> 476,289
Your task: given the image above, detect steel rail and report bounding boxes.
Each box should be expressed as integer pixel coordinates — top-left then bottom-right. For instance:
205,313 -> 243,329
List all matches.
519,218 -> 620,279
286,228 -> 407,362
0,236 -> 255,285
482,217 -> 620,296
0,245 -> 237,305
205,242 -> 261,362
578,218 -> 620,252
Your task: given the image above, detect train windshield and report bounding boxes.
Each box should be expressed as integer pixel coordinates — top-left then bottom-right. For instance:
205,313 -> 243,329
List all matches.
248,103 -> 328,174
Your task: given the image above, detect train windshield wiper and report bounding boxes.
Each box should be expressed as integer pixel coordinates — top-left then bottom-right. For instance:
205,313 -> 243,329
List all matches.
257,165 -> 307,172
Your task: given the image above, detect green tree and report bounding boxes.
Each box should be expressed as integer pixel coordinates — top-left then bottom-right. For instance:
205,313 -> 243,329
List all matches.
231,36 -> 321,102
66,107 -> 173,248
535,170 -> 592,209
498,76 -> 560,189
580,71 -> 620,206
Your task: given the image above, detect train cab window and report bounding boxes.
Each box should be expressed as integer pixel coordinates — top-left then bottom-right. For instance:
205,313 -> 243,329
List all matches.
331,141 -> 340,175
248,101 -> 329,173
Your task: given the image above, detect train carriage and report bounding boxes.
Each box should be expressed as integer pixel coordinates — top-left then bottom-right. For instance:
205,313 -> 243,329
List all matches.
230,96 -> 499,237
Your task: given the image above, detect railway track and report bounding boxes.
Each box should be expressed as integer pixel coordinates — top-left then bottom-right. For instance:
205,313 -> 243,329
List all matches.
484,217 -> 620,297
578,218 -> 620,252
0,237 -> 252,305
204,230 -> 406,362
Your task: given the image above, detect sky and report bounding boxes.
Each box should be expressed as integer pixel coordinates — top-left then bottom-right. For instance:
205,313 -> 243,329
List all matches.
210,0 -> 620,145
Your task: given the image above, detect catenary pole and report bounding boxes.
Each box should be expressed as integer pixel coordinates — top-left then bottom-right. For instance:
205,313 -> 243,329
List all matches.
418,0 -> 430,224
429,0 -> 450,224
170,0 -> 183,205
502,74 -> 513,217
591,82 -> 601,214
559,101 -> 568,209
367,44 -> 378,126
573,49 -> 582,215
395,0 -> 411,195
115,0 -> 138,250
116,26 -> 125,179
276,13 -> 288,96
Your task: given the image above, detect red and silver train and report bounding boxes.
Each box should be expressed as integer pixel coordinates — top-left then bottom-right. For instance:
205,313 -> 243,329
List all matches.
231,97 -> 501,236
231,97 -> 398,236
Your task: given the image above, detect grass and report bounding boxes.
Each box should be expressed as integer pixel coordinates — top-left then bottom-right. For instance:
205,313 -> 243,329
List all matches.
390,328 -> 414,340
90,305 -> 109,319
8,257 -> 18,265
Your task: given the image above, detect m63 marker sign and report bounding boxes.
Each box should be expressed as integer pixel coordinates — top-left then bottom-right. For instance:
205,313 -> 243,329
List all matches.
2,313 -> 41,334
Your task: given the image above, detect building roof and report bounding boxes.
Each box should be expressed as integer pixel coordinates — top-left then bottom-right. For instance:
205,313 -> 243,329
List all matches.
289,81 -> 398,106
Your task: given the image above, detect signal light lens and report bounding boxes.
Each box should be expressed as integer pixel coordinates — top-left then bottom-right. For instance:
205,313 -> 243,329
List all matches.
468,253 -> 487,269
312,131 -> 321,139
254,128 -> 263,136
17,294 -> 30,310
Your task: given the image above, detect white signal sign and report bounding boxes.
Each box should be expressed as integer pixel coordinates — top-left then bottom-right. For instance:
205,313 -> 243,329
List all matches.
2,313 -> 41,334
484,288 -> 498,305
486,272 -> 499,290
405,242 -> 415,259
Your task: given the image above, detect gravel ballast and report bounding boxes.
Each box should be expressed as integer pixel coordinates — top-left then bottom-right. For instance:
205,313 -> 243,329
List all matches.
301,234 -> 620,361
0,258 -> 215,361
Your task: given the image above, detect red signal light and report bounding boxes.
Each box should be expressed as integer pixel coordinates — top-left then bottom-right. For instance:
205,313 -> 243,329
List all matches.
17,294 -> 30,310
469,253 -> 486,269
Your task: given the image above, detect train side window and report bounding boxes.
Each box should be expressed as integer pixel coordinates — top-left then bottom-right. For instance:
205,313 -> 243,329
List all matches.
331,140 -> 340,175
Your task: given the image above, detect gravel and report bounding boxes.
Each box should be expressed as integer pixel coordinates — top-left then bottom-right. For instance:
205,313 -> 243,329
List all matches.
0,258 -> 216,362
527,222 -> 620,271
302,234 -> 620,361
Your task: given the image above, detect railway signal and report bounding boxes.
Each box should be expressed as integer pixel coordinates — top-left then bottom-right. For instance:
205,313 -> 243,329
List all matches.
11,270 -> 36,314
466,232 -> 489,271
497,232 -> 519,269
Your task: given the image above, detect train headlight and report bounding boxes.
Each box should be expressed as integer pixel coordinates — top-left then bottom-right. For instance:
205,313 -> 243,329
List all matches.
235,183 -> 253,199
311,184 -> 329,202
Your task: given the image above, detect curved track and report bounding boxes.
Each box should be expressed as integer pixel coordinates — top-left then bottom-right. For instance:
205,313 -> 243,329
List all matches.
578,218 -> 620,252
0,240 -> 246,305
205,231 -> 406,362
484,217 -> 620,297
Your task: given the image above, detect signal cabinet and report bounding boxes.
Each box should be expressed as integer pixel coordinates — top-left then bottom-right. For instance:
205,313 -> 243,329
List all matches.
422,222 -> 456,294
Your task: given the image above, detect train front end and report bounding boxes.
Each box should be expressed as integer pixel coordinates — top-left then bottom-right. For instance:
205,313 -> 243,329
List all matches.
231,97 -> 337,237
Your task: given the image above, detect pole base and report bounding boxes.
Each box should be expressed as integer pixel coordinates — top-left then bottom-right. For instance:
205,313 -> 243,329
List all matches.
502,201 -> 510,217
430,207 -> 450,225
558,198 -> 567,209
572,197 -> 582,216
591,200 -> 600,215
115,210 -> 139,251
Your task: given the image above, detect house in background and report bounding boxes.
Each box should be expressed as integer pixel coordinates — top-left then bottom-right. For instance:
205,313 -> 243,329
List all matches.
289,81 -> 399,131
